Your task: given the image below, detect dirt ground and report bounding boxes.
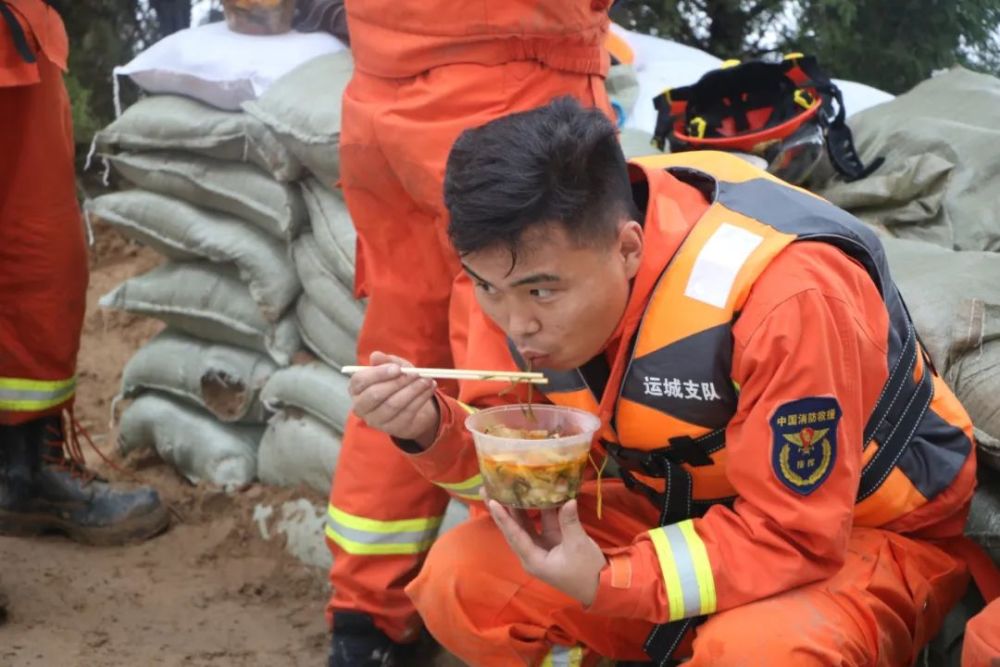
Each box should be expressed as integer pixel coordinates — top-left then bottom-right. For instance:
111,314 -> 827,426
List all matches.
0,225 -> 337,666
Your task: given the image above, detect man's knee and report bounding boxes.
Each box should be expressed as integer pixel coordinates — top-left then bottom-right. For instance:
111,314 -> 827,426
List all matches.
687,595 -> 873,667
406,516 -> 525,644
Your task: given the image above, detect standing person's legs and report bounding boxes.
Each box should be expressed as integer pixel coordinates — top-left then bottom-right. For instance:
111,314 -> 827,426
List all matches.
0,52 -> 167,546
325,72 -> 457,654
0,53 -> 85,424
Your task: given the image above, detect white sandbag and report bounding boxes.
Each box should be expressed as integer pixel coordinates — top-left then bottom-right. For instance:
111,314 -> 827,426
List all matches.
258,412 -> 341,495
292,233 -> 364,336
242,51 -> 353,188
121,330 -> 276,423
115,21 -> 346,111
99,261 -> 301,366
295,294 -> 356,370
884,237 -> 1000,467
106,152 -> 305,241
118,392 -> 262,490
301,178 -> 356,288
87,191 -> 300,321
94,95 -> 301,181
260,362 -> 350,433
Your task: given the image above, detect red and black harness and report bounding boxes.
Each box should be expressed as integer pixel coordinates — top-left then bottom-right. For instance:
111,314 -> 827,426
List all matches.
652,54 -> 882,182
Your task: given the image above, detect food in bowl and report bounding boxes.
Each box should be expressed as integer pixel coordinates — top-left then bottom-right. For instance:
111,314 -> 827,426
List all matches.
467,405 -> 600,509
478,448 -> 589,509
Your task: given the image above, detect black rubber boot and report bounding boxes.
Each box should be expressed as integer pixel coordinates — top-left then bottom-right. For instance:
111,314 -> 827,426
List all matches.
0,416 -> 169,546
329,612 -> 399,667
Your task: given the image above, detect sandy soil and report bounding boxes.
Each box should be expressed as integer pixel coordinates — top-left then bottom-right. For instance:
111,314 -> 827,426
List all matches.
0,224 -> 335,666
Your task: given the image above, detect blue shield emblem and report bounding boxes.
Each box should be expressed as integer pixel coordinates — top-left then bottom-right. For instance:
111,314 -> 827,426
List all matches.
770,397 -> 840,495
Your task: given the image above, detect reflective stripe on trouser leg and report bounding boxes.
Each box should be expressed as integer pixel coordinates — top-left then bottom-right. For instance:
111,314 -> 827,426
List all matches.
0,376 -> 76,412
326,504 -> 443,556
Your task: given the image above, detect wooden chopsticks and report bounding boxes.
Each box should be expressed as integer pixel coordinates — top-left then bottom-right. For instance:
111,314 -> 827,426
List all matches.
340,366 -> 548,385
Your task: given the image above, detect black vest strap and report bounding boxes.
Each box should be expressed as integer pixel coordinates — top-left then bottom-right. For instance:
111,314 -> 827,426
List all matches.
0,1 -> 37,64
857,322 -> 935,501
644,616 -> 699,667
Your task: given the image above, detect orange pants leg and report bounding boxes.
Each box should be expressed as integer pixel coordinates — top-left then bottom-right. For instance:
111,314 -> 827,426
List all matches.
325,71 -> 454,642
962,597 -> 1000,667
0,51 -> 87,425
408,482 -> 968,666
326,63 -> 611,641
407,482 -> 658,665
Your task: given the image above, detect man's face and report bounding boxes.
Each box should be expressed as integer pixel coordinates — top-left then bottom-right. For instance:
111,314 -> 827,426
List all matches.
461,221 -> 643,371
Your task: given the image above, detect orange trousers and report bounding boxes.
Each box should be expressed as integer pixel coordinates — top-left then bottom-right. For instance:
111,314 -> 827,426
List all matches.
407,481 -> 969,666
0,45 -> 87,425
325,62 -> 611,641
962,597 -> 1000,667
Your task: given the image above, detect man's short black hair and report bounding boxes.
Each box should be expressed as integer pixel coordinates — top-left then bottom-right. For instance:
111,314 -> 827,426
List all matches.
444,97 -> 637,258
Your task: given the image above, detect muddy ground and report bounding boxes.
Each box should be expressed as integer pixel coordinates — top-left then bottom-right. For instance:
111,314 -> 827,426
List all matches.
0,226 -> 339,666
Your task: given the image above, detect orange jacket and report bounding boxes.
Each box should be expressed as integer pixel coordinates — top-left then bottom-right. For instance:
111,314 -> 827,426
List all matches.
344,0 -> 610,78
403,153 -> 976,625
0,0 -> 67,88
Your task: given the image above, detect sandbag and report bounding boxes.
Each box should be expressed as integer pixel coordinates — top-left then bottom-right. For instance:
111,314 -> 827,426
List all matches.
260,362 -> 350,433
100,261 -> 301,366
884,237 -> 1000,467
121,330 -> 276,423
292,233 -> 364,336
106,151 -> 305,241
619,128 -> 656,160
258,412 -> 341,495
118,392 -> 262,490
301,178 -> 355,288
606,63 -> 640,127
814,68 -> 1000,251
243,51 -> 353,188
94,95 -> 301,181
294,294 -> 356,370
966,469 -> 1000,567
115,21 -> 346,111
87,190 -> 301,321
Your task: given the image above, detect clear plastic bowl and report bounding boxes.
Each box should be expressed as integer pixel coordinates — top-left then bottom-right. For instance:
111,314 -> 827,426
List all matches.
222,0 -> 296,35
466,405 -> 601,509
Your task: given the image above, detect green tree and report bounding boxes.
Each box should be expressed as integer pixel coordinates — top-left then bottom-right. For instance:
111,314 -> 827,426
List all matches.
53,0 -> 193,145
611,0 -> 1000,94
792,0 -> 1000,93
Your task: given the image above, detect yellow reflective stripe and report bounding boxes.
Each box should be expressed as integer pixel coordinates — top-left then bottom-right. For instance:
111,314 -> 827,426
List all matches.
649,526 -> 686,620
328,505 -> 441,534
324,525 -> 435,556
648,520 -> 717,621
678,521 -> 717,615
435,474 -> 483,501
456,401 -> 477,415
541,645 -> 584,667
0,376 -> 76,411
325,504 -> 442,556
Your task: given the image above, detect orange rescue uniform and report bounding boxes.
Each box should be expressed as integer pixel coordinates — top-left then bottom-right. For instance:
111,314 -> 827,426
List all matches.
325,0 -> 614,642
399,153 -> 978,665
0,0 -> 87,424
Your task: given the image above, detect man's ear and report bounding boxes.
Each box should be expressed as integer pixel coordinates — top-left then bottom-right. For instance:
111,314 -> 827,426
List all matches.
618,220 -> 643,279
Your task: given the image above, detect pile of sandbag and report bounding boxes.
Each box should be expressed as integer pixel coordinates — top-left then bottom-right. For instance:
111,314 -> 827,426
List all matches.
93,23 -> 361,493
805,69 -> 1000,473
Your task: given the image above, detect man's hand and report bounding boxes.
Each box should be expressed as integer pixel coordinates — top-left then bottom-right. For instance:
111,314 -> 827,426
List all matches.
486,495 -> 606,606
348,351 -> 440,447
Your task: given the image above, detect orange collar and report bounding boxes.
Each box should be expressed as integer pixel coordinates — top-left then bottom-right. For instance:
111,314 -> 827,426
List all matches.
599,163 -> 710,424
